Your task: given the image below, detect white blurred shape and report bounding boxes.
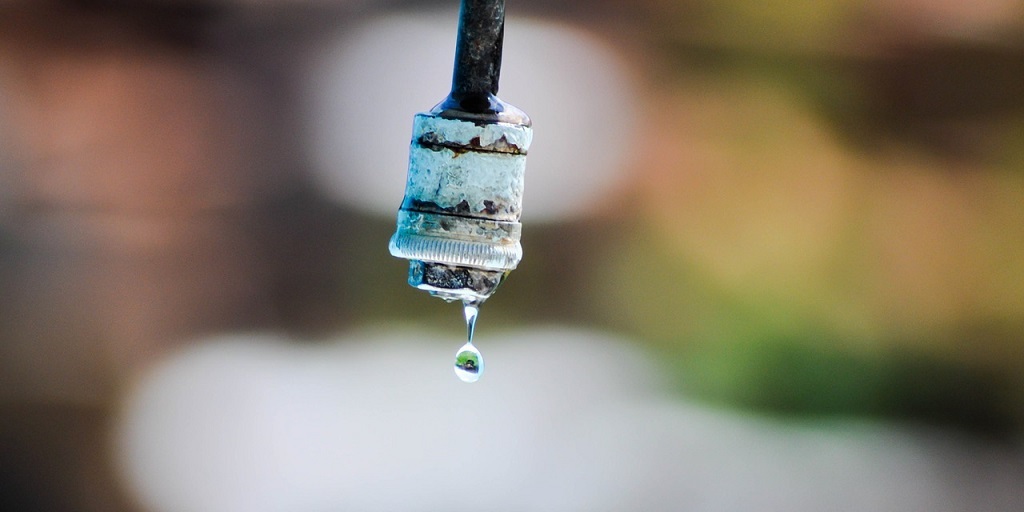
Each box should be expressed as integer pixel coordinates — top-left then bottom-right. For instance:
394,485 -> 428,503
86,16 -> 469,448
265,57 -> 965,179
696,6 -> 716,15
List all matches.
117,328 -> 1024,512
305,13 -> 638,222
117,329 -> 656,512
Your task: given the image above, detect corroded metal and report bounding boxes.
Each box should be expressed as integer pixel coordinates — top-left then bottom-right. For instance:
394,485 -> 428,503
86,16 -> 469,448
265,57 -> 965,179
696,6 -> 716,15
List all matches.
389,0 -> 531,304
451,0 -> 505,110
389,111 -> 531,303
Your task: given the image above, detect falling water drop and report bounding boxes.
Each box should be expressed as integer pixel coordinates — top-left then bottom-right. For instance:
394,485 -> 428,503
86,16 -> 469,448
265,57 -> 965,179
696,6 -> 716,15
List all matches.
454,301 -> 484,382
454,342 -> 483,383
463,301 -> 479,343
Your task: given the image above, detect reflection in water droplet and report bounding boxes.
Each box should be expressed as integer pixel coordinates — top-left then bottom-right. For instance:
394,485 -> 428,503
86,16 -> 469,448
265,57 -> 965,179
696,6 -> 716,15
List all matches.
454,342 -> 484,383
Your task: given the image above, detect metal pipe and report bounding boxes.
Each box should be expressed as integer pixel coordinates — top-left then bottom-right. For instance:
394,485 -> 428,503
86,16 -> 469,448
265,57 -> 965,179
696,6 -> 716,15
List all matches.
450,0 -> 505,113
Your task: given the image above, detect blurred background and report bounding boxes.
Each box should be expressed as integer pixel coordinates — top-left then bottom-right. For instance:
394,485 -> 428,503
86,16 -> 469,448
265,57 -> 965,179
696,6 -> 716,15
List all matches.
1,0 -> 1023,511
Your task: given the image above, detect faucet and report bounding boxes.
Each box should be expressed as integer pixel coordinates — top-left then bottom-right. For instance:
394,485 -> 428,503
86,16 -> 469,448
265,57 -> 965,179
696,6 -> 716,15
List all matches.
389,0 -> 532,305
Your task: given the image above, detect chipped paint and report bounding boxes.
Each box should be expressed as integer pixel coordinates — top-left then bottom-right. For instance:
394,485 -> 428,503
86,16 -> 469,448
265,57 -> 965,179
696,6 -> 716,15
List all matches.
415,114 -> 532,153
403,114 -> 529,221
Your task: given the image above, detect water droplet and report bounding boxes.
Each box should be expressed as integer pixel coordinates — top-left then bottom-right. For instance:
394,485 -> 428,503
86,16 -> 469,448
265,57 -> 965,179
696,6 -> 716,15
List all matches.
454,342 -> 483,383
454,300 -> 483,382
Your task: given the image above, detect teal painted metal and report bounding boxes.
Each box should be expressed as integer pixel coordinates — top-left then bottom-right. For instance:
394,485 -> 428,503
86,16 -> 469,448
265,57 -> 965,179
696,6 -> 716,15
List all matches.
389,1 -> 531,304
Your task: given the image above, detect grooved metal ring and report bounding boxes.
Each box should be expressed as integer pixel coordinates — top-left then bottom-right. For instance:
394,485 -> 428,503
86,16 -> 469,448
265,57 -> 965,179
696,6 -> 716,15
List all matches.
389,233 -> 522,271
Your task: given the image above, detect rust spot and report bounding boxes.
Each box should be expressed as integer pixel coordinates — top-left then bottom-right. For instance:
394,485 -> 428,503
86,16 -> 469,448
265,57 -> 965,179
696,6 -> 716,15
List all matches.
406,198 -> 472,216
481,200 -> 500,215
405,199 -> 454,215
404,199 -> 503,220
417,133 -> 525,155
493,135 -> 524,154
418,136 -> 470,155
